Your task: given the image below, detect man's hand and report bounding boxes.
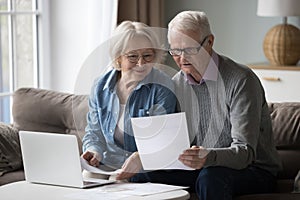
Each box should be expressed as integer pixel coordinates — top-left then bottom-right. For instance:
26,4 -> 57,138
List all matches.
81,151 -> 101,167
116,152 -> 142,180
178,146 -> 210,169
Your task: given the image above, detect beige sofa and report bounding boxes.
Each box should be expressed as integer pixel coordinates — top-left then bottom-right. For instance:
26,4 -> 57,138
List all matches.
0,87 -> 300,199
0,87 -> 88,185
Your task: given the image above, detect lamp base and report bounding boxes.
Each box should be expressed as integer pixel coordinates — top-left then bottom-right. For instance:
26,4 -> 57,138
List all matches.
263,24 -> 300,66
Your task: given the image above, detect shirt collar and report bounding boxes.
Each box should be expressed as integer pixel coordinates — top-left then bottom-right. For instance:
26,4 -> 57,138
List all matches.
103,69 -> 119,91
184,51 -> 219,85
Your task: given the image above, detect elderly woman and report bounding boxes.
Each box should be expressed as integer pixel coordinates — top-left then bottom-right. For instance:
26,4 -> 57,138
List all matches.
81,21 -> 176,180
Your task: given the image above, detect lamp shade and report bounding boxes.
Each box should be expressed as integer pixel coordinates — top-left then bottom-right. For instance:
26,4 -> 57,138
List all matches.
257,0 -> 300,16
257,0 -> 300,65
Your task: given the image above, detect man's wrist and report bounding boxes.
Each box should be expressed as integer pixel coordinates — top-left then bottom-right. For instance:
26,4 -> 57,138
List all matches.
203,150 -> 216,167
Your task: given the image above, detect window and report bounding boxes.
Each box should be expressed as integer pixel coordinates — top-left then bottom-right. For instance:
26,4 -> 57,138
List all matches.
0,0 -> 40,123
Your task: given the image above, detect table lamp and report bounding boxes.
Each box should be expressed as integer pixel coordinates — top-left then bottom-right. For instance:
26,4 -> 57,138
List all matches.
257,0 -> 300,66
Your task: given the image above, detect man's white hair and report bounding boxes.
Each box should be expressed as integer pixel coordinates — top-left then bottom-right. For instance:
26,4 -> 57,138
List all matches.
168,10 -> 212,42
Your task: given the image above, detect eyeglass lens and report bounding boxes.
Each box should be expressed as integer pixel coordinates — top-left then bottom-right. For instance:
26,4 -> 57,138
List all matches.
169,35 -> 209,56
126,53 -> 155,63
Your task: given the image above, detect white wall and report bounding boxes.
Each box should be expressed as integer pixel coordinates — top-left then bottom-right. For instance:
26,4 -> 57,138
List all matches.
164,0 -> 300,65
46,0 -> 299,93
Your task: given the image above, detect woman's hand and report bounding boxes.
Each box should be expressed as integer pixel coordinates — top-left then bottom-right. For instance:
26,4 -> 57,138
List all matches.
81,151 -> 101,167
116,152 -> 142,180
178,146 -> 209,169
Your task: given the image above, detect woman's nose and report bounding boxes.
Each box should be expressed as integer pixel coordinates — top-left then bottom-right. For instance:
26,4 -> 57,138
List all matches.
136,56 -> 146,65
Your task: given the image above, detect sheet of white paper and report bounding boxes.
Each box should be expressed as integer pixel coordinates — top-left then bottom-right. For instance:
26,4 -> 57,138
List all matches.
80,157 -> 121,175
97,182 -> 188,196
65,182 -> 188,199
131,112 -> 193,170
64,187 -> 131,200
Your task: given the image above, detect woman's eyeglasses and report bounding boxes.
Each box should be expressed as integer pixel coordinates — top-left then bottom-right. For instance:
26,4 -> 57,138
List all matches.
169,35 -> 209,56
125,52 -> 156,63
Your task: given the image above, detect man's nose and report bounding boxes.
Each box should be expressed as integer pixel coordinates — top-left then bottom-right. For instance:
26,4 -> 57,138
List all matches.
180,51 -> 190,60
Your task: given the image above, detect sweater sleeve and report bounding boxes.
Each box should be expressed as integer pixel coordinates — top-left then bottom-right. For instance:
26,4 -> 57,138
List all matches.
204,72 -> 264,169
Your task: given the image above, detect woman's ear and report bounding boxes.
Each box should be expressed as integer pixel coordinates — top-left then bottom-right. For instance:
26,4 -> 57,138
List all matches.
115,57 -> 122,70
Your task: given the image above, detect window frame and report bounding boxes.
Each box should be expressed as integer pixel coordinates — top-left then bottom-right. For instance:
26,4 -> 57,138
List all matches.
0,0 -> 49,123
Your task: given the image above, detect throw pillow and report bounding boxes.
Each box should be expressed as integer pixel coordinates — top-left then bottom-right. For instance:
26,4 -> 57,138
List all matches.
0,122 -> 22,176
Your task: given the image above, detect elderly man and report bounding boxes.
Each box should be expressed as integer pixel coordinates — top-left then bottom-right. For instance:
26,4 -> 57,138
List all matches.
168,10 -> 281,199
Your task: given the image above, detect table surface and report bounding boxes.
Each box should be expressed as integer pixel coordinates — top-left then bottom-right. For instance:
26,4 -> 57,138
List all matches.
0,181 -> 190,200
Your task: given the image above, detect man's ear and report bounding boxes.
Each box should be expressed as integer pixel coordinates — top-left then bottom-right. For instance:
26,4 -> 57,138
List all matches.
204,35 -> 214,55
207,35 -> 214,47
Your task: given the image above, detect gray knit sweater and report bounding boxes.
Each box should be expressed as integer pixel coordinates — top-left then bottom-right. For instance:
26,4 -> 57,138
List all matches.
172,54 -> 282,176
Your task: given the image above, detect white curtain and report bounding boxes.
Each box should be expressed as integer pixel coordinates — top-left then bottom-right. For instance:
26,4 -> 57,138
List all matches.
74,0 -> 118,95
87,0 -> 118,53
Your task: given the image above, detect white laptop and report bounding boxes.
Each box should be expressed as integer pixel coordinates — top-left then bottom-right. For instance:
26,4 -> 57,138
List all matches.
19,130 -> 115,188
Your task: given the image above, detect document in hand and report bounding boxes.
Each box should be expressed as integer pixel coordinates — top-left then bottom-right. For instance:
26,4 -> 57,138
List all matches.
131,112 -> 193,170
80,157 -> 121,176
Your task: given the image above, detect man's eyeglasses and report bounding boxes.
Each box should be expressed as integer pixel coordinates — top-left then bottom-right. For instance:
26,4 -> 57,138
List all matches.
168,35 -> 209,56
125,52 -> 156,63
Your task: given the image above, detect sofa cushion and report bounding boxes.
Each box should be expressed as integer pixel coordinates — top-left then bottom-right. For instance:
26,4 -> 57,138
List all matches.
12,88 -> 89,153
269,102 -> 300,148
0,122 -> 22,176
0,170 -> 24,185
277,150 -> 300,179
268,102 -> 300,180
235,193 -> 300,200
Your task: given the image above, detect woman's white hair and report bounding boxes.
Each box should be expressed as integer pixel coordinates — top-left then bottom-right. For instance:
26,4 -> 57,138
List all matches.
168,11 -> 212,42
110,21 -> 164,69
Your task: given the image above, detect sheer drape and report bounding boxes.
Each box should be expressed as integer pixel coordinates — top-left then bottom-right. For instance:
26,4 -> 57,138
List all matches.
87,0 -> 118,52
118,0 -> 165,27
74,0 -> 118,95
